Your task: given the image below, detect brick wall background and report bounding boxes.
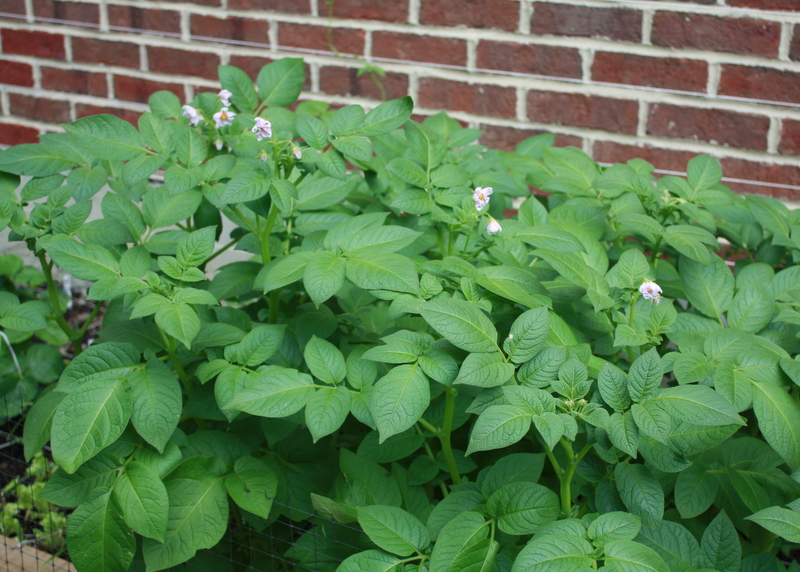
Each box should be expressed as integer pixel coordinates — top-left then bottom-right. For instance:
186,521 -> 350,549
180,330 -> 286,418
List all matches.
1,0 -> 800,198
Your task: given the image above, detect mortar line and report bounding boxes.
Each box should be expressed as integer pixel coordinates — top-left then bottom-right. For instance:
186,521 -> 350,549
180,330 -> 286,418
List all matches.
779,23 -> 793,61
637,101 -> 649,137
767,117 -> 782,154
515,86 -> 526,122
408,0 -> 420,25
641,9 -> 653,46
98,0 -> 108,33
518,1 -> 531,35
706,62 -> 721,98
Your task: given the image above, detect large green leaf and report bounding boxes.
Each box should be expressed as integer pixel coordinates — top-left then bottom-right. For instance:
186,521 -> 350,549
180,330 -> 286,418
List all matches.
63,114 -> 146,160
304,251 -> 347,305
219,170 -> 272,204
23,389 -> 66,461
304,335 -> 346,384
357,505 -> 430,557
234,324 -> 286,366
51,377 -> 132,473
429,511 -> 489,572
155,302 -> 200,349
305,386 -> 350,442
603,540 -> 669,572
511,534 -> 593,571
746,506 -> 800,543
67,488 -> 135,572
48,239 -> 120,281
345,253 -> 420,294
679,255 -> 734,321
650,385 -> 742,427
356,96 -> 414,137
627,348 -> 663,403
218,64 -> 258,112
142,458 -> 229,571
454,352 -> 515,388
257,58 -> 305,107
114,462 -> 169,542
368,364 -> 430,443
227,366 -> 314,417
39,452 -> 119,507
751,380 -> 800,469
486,482 -> 559,535
0,143 -> 75,176
588,512 -> 642,548
225,456 -> 278,519
127,360 -> 181,452
467,405 -> 531,455
421,298 -> 498,353
615,463 -> 663,530
503,308 -> 550,364
701,510 -> 740,572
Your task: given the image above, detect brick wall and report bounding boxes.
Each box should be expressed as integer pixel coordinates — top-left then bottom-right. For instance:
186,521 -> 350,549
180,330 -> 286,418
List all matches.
1,0 -> 800,198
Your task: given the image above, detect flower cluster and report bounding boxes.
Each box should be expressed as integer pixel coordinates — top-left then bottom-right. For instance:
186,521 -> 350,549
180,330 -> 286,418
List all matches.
473,187 -> 493,211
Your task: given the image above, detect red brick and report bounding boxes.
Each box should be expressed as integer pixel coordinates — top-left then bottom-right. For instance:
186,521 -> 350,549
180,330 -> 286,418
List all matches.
779,119 -> 800,156
592,52 -> 707,93
527,91 -> 639,134
0,60 -> 34,87
165,0 -> 220,6
651,12 -> 780,57
9,94 -> 71,124
0,123 -> 40,145
477,41 -> 581,79
41,66 -> 107,97
147,46 -> 219,80
1,29 -> 65,59
108,5 -> 181,34
230,0 -> 308,10
647,104 -> 769,150
76,104 -> 141,124
228,55 -> 275,79
791,29 -> 800,62
421,0 -> 518,31
419,79 -> 515,118
114,75 -> 183,104
718,65 -> 800,105
719,158 -> 800,200
373,32 -> 466,67
32,0 -> 99,23
72,37 -> 139,68
191,14 -> 269,43
329,0 -> 408,22
592,141 -> 696,173
280,23 -> 364,56
319,66 -> 408,101
728,0 -> 799,9
3,0 -> 26,15
530,3 -> 641,42
479,124 -> 582,152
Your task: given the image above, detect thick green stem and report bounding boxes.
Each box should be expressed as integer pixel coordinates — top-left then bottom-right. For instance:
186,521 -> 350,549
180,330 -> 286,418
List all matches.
268,289 -> 281,324
260,205 -> 280,264
626,295 -> 638,363
559,441 -> 594,516
439,387 -> 462,486
649,237 -> 663,268
161,329 -> 193,397
37,252 -> 80,355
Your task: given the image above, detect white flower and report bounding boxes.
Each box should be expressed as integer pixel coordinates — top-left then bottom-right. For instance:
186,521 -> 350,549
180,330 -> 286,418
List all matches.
218,89 -> 232,107
252,117 -> 272,141
473,187 -> 493,211
182,105 -> 202,126
215,139 -> 224,151
213,107 -> 235,128
292,145 -> 302,160
486,218 -> 502,235
639,280 -> 662,305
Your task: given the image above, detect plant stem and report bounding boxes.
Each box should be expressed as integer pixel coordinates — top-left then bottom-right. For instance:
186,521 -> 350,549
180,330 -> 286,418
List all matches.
626,295 -> 638,363
439,387 -> 462,486
0,332 -> 23,379
268,289 -> 280,324
559,440 -> 593,516
261,204 -> 280,264
205,236 -> 242,265
36,252 -> 80,355
161,329 -> 193,397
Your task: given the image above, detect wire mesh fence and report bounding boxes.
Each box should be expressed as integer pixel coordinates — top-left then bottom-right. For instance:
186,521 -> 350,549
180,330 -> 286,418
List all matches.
1,383 -> 361,572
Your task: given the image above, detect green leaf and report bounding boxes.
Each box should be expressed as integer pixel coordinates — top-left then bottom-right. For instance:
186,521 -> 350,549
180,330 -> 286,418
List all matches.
627,348 -> 663,403
511,534 -> 593,572
102,193 -> 146,239
337,550 -> 402,572
0,301 -> 48,332
305,335 -> 346,384
172,123 -> 207,167
23,389 -> 66,461
650,385 -> 742,426
532,412 -> 564,450
155,302 -> 200,349
467,405 -> 531,455
225,456 -> 278,519
674,465 -> 718,519
607,412 -> 639,457
48,239 -> 119,281
637,520 -> 702,571
504,308 -> 550,364
679,255 -> 734,321
486,482 -> 559,535
746,506 -> 800,543
142,458 -> 228,571
305,386 -> 350,442
388,157 -> 428,187
477,266 -> 549,308
368,364 -> 430,443
357,505 -> 430,557
39,452 -> 118,507
63,114 -> 146,160
599,363 -> 631,412
746,195 -> 791,238
58,342 -> 140,393
588,512 -> 641,548
257,58 -> 305,107
227,366 -> 314,417
429,511 -> 489,572
341,226 -> 422,257
346,253 -> 420,294
603,540 -> 669,572
727,285 -> 775,333
139,111 -> 174,154
332,135 -> 373,162
751,380 -> 800,469
304,251 -> 346,305
615,463 -> 663,530
67,488 -> 135,572
607,249 -> 651,290
663,225 -> 714,264
454,352 -> 515,388
687,154 -> 723,191
701,510 -> 740,572
235,324 -> 285,366
296,115 -> 329,150
142,187 -> 203,229
219,170 -> 272,204
127,360 -> 181,452
51,377 -> 132,473
258,251 -> 313,293
0,143 -> 75,176
149,90 -> 182,118
481,453 -> 545,498
295,173 -> 357,211
176,226 -> 216,269
218,64 -> 258,112
421,298 -> 498,353
632,402 -> 670,443
114,462 -> 168,542
534,248 -> 612,310
356,96 -> 414,136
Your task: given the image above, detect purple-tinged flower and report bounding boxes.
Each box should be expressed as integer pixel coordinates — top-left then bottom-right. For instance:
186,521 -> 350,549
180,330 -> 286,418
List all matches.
486,218 -> 502,235
252,117 -> 272,141
182,105 -> 202,126
639,281 -> 662,305
473,187 -> 493,211
213,107 -> 235,128
218,89 -> 232,107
